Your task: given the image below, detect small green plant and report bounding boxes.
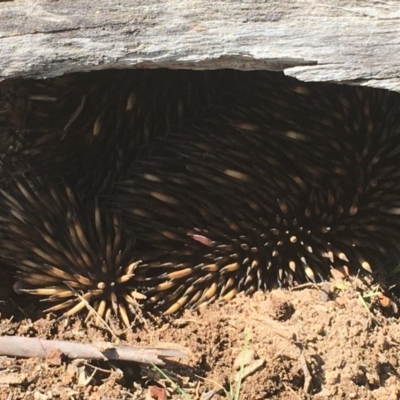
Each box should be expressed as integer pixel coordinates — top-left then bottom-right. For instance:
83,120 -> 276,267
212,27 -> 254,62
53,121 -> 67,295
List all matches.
152,331 -> 251,400
231,330 -> 251,400
152,364 -> 191,400
358,284 -> 382,304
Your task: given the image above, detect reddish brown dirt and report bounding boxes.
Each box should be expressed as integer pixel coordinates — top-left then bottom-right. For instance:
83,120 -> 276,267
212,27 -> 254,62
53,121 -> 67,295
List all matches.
0,278 -> 399,400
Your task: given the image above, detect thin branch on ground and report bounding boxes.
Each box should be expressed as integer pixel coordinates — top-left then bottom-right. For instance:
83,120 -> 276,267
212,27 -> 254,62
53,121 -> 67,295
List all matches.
0,336 -> 187,365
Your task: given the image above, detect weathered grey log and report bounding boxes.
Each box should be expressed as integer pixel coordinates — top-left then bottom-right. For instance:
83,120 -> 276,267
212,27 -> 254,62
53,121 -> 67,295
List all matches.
1,0 -> 400,92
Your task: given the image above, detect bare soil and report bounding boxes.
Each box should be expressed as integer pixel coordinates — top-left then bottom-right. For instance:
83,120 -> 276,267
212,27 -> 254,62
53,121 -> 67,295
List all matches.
0,278 -> 399,400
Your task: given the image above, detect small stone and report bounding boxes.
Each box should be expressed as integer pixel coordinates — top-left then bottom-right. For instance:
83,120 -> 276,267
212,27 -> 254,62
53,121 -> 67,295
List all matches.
325,370 -> 340,385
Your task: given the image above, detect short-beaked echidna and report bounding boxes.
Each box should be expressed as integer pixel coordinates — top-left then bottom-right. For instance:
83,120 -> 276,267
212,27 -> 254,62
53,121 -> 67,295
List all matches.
114,72 -> 400,314
15,69 -> 235,197
0,177 -> 147,327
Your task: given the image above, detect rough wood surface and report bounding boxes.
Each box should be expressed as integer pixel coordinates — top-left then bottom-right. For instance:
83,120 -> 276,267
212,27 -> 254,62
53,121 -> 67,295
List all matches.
1,1 -> 400,91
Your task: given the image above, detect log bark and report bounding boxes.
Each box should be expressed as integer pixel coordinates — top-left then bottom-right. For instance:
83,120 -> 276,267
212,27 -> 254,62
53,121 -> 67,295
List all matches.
1,1 -> 400,91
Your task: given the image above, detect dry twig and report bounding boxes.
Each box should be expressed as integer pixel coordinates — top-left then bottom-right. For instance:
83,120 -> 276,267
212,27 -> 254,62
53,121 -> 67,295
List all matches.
0,336 -> 187,365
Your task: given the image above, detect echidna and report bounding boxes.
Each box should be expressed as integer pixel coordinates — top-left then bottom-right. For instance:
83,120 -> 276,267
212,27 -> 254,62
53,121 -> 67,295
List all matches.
114,71 -> 400,314
0,176 -> 147,327
13,69 -> 235,197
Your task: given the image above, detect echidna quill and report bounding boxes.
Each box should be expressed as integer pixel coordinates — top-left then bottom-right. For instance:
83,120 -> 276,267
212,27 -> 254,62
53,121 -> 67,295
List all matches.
0,177 -> 147,327
114,71 -> 400,314
14,69 -> 235,197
